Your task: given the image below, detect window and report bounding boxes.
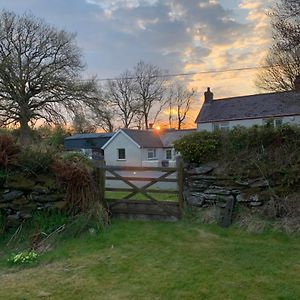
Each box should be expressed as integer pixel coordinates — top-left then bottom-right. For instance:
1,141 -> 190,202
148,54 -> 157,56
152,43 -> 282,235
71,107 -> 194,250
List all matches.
166,149 -> 172,160
220,122 -> 229,131
263,118 -> 274,127
213,122 -> 229,131
81,149 -> 92,159
147,148 -> 156,159
263,118 -> 283,127
275,118 -> 283,127
212,123 -> 219,131
118,148 -> 126,160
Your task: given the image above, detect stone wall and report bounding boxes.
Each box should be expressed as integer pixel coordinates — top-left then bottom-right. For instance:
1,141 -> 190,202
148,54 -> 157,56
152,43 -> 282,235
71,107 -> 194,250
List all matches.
0,174 -> 66,225
184,164 -> 270,210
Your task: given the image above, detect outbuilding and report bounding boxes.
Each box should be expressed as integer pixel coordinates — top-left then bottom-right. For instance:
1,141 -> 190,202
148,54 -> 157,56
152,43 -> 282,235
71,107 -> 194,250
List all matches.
64,132 -> 114,160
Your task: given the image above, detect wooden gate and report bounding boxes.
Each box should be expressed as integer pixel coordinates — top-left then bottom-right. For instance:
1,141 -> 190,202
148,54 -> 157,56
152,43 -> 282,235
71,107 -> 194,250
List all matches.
95,159 -> 184,220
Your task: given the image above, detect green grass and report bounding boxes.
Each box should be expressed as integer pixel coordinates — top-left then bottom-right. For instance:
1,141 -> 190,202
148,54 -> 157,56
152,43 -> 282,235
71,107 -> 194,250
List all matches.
105,191 -> 178,201
0,220 -> 299,299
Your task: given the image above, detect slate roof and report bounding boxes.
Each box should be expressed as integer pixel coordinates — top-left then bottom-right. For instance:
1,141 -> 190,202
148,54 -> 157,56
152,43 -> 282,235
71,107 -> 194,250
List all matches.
122,128 -> 164,148
120,128 -> 196,148
65,132 -> 114,140
160,129 -> 196,147
64,132 -> 114,150
195,91 -> 300,123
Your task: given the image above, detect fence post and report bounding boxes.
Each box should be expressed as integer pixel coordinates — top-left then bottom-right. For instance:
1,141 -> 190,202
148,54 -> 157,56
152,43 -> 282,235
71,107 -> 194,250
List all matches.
176,156 -> 184,216
95,160 -> 107,210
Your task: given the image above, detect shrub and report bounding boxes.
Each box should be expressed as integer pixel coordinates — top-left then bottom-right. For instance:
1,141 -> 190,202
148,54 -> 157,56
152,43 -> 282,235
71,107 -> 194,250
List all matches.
174,131 -> 221,164
51,159 -> 99,215
0,134 -> 19,169
175,125 -> 300,194
47,126 -> 69,149
60,151 -> 93,170
18,146 -> 56,176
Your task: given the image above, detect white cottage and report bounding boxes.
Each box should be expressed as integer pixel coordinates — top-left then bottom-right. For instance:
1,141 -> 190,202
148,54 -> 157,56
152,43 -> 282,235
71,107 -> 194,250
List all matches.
195,76 -> 300,131
102,128 -> 195,167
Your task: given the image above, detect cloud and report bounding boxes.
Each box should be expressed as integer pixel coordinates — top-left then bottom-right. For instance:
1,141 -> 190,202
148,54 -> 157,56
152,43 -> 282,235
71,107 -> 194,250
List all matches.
0,0 -> 273,127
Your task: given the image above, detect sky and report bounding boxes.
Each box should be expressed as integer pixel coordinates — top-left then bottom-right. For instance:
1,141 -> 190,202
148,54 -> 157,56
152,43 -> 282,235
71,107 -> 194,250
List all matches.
0,0 -> 275,127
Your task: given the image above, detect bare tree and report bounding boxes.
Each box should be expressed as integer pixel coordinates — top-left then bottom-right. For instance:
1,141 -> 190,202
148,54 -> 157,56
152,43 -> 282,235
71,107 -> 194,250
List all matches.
105,71 -> 141,128
133,61 -> 168,129
168,82 -> 196,129
271,0 -> 300,51
93,106 -> 116,133
256,0 -> 300,92
72,111 -> 96,134
84,92 -> 117,133
0,10 -> 95,143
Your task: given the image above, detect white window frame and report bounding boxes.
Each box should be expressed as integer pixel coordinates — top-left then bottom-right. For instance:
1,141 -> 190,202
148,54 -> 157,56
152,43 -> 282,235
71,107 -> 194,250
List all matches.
147,148 -> 157,160
165,149 -> 172,160
213,122 -> 229,131
263,118 -> 283,128
275,118 -> 283,127
117,148 -> 126,160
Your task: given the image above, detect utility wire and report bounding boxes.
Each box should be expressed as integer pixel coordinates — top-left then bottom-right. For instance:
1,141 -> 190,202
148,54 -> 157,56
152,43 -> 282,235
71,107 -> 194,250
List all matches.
82,65 -> 272,82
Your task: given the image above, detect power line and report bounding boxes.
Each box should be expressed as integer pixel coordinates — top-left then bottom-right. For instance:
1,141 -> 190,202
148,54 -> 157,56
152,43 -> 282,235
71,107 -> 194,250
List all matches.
83,65 -> 271,82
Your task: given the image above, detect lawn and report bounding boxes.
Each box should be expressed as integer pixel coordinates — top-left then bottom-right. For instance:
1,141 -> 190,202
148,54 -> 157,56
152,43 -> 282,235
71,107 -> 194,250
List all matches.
0,220 -> 299,300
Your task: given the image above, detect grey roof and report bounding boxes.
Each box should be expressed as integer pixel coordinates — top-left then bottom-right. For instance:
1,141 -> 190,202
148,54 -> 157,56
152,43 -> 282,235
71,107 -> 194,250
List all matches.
195,91 -> 300,123
121,128 -> 196,148
160,129 -> 196,147
65,132 -> 114,140
122,128 -> 163,148
64,132 -> 114,150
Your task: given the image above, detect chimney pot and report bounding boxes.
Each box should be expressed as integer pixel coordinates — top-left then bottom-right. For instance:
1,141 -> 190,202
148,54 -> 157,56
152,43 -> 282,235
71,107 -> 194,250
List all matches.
204,87 -> 213,103
294,75 -> 300,92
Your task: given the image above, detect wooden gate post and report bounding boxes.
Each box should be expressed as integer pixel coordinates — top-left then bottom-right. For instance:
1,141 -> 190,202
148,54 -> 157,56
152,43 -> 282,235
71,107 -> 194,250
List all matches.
94,160 -> 107,210
176,156 -> 184,215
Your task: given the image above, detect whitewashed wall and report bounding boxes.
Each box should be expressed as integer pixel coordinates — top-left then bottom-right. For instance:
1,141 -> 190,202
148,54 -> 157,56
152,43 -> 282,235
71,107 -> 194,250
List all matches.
103,132 -> 142,167
141,148 -> 164,162
197,115 -> 300,132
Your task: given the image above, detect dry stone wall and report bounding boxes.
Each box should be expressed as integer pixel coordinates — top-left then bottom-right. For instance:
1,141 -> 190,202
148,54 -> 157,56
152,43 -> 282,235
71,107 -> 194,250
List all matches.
0,174 -> 65,225
184,164 -> 270,210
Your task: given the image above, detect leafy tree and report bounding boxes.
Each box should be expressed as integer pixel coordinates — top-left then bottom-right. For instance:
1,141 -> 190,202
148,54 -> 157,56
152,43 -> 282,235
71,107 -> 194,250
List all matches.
0,10 -> 95,143
256,0 -> 300,92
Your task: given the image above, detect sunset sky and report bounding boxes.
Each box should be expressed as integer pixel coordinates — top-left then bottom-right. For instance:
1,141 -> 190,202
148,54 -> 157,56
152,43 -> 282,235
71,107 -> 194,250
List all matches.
0,0 -> 275,127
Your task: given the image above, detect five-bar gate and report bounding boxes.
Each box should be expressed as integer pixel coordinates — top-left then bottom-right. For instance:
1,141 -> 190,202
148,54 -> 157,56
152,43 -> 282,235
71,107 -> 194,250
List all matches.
96,159 -> 184,220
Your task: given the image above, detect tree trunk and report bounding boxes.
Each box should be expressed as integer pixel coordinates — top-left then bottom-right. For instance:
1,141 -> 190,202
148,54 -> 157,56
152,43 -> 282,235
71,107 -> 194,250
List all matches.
144,114 -> 149,130
19,118 -> 32,145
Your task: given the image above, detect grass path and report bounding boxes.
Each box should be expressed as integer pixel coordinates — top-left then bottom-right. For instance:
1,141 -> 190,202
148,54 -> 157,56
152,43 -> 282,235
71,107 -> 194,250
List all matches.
0,220 -> 299,300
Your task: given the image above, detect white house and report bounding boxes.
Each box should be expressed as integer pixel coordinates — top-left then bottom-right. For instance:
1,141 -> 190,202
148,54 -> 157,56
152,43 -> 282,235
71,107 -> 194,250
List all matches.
195,76 -> 300,131
102,128 -> 195,167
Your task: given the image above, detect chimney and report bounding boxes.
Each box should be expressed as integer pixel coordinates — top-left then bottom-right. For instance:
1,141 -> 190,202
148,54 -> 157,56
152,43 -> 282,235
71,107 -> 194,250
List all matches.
204,87 -> 213,103
294,75 -> 300,92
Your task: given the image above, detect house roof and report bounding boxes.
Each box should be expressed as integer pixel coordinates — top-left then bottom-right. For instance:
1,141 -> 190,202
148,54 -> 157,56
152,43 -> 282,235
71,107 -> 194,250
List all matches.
160,129 -> 196,147
121,128 -> 164,148
195,91 -> 300,123
65,132 -> 114,140
64,132 -> 114,150
102,128 -> 195,149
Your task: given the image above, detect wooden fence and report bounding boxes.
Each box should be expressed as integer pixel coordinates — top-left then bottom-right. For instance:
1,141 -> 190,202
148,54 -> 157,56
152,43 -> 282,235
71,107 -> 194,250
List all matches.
95,159 -> 184,220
